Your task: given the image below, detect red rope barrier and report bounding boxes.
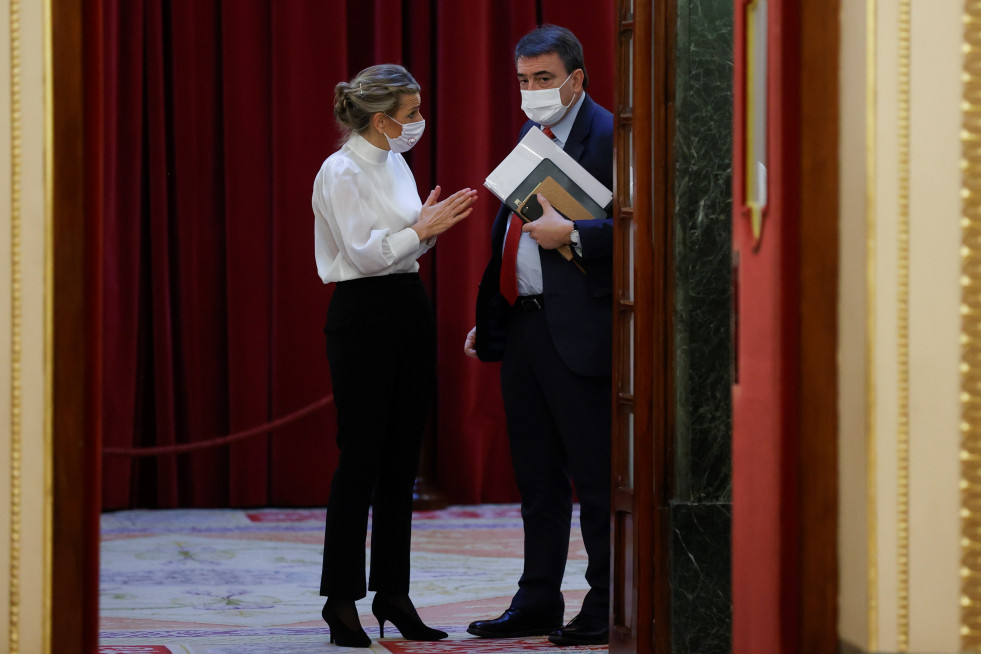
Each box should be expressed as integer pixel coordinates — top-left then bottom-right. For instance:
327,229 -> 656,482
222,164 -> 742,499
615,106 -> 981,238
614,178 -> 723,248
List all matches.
102,395 -> 334,457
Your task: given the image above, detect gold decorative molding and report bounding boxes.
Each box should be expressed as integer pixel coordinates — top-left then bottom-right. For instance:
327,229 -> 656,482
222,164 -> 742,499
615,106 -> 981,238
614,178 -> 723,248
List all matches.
42,0 -> 54,649
8,0 -> 23,650
896,0 -> 911,648
960,1 -> 981,648
866,0 -> 879,648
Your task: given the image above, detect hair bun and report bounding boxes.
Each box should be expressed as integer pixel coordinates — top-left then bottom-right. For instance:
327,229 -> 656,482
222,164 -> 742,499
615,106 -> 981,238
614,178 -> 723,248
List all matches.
332,64 -> 420,140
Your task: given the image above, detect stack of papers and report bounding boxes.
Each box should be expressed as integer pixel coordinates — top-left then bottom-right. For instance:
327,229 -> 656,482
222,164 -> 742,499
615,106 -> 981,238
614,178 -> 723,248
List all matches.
484,127 -> 613,215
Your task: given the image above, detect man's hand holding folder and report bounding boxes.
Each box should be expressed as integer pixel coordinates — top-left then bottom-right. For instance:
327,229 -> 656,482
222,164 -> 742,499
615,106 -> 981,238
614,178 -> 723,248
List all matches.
516,179 -> 601,271
519,192 -> 583,271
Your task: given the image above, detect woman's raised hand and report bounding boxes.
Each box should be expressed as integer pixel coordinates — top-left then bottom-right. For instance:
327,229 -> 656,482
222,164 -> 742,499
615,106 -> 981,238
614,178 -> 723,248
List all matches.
412,185 -> 478,241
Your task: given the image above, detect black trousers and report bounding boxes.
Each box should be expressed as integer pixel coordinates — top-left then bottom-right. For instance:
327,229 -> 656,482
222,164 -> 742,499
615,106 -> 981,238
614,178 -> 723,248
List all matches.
500,305 -> 612,621
319,273 -> 436,600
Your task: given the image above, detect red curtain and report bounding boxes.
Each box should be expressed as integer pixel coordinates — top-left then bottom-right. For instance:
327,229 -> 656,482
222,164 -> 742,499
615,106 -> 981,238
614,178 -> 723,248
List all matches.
94,0 -> 614,510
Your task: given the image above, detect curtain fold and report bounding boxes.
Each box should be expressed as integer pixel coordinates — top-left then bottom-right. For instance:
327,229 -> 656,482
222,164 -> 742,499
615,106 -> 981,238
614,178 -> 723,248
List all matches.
95,0 -> 614,510
100,0 -> 143,507
221,0 -> 274,507
267,1 -> 347,506
431,1 -> 537,503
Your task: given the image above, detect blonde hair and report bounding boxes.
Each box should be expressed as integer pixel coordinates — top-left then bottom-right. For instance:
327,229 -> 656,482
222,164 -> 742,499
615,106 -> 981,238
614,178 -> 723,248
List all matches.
334,64 -> 421,139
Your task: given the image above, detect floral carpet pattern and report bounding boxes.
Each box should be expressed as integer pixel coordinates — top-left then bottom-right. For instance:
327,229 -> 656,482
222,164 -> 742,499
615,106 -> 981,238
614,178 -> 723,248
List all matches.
99,505 -> 606,653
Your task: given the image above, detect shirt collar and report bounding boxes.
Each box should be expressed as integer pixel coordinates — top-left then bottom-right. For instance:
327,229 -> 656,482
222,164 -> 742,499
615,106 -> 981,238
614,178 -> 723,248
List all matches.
543,91 -> 586,147
346,132 -> 390,165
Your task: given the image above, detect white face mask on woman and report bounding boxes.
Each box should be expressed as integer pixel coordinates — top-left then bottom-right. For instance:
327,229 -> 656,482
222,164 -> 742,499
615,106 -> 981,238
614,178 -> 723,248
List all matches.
520,73 -> 576,126
384,115 -> 426,154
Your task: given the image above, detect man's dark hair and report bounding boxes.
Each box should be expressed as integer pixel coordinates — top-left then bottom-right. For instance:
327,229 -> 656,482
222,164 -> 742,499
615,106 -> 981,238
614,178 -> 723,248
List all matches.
514,24 -> 589,89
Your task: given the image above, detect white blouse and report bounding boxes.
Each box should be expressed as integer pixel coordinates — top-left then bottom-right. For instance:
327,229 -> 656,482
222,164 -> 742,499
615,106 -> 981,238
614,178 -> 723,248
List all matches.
313,133 -> 434,283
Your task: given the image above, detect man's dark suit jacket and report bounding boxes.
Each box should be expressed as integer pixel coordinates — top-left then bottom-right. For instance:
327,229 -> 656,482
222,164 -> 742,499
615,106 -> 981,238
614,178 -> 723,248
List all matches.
475,93 -> 614,377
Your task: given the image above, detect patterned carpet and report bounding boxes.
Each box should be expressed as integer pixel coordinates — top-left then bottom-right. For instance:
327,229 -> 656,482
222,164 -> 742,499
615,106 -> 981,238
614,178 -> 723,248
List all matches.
99,504 -> 607,653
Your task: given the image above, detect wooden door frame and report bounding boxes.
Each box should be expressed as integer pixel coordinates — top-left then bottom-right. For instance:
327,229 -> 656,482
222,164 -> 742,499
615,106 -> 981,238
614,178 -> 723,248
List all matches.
650,0 -> 676,651
610,3 -> 650,649
796,0 -> 839,650
49,0 -> 100,651
611,0 -> 675,652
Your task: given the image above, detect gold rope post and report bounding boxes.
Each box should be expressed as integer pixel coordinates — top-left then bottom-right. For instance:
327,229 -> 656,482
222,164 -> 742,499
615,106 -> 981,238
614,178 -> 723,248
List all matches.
960,1 -> 981,648
8,0 -> 23,650
895,0 -> 911,648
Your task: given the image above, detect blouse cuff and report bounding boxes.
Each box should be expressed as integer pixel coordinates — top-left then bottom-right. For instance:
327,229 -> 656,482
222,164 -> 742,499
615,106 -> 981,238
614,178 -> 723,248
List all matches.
387,227 -> 422,262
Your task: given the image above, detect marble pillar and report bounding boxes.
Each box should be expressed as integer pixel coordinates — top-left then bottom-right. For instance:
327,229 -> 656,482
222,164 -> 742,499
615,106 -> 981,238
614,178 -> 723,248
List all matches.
672,0 -> 734,651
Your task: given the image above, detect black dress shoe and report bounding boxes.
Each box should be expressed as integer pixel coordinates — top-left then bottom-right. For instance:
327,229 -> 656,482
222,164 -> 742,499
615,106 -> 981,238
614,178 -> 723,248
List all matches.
467,608 -> 564,638
321,599 -> 371,648
548,613 -> 609,646
372,593 -> 447,641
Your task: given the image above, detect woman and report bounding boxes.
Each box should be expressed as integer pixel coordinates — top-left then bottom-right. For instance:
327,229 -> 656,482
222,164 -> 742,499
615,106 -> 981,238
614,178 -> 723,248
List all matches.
313,64 -> 477,647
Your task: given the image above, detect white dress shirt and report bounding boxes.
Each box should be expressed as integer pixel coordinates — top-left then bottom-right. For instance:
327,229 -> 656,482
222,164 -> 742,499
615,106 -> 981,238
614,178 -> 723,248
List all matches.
313,133 -> 434,283
507,91 -> 587,296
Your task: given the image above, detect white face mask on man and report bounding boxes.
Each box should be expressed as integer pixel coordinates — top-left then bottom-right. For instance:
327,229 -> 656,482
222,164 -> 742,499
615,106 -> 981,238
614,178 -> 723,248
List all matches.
384,114 -> 426,154
520,73 -> 576,126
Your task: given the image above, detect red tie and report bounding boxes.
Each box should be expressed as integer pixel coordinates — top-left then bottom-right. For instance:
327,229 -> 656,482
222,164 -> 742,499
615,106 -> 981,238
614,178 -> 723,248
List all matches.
499,214 -> 522,304
542,126 -> 555,139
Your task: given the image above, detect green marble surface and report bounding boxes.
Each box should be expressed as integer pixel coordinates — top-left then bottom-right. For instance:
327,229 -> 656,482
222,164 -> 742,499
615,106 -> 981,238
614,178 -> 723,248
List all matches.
672,1 -> 734,651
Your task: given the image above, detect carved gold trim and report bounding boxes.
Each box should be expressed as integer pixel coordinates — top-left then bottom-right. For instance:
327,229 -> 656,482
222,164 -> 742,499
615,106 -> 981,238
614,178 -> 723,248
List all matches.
866,0 -> 879,648
8,0 -> 23,650
960,1 -> 981,648
896,0 -> 911,648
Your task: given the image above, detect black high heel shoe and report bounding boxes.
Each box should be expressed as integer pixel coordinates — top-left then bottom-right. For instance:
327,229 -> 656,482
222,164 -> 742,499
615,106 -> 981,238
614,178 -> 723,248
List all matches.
372,593 -> 448,641
322,599 -> 371,648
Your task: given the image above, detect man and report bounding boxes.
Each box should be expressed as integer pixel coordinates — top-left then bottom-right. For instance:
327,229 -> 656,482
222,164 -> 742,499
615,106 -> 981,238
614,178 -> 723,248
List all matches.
463,24 -> 613,647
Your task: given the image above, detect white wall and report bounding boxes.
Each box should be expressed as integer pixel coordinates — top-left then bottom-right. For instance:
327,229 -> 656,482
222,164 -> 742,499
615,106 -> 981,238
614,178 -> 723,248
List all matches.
839,1 -> 965,651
